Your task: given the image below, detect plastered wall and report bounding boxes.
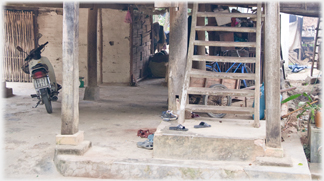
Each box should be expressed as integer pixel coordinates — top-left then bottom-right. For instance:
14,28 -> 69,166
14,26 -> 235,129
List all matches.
37,8 -> 130,85
101,9 -> 130,84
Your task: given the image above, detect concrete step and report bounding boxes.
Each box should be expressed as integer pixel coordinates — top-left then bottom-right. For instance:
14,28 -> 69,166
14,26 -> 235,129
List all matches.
153,119 -> 265,162
53,121 -> 311,180
54,146 -> 311,180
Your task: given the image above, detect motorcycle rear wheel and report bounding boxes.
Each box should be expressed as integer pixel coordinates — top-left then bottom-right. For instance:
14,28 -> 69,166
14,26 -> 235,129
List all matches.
40,89 -> 52,114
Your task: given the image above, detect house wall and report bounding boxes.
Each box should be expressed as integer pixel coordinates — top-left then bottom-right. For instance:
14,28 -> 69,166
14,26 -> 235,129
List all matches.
101,9 -> 130,84
37,8 -> 130,85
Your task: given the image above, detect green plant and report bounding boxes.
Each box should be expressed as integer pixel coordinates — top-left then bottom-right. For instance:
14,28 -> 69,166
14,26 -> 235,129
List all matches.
281,92 -> 321,122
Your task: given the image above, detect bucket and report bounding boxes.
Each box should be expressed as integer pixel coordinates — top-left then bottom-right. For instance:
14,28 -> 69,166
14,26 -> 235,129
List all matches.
79,77 -> 84,88
252,83 -> 283,120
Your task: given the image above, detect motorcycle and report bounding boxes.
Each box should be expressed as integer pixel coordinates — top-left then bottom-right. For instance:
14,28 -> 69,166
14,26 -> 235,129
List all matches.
16,41 -> 61,113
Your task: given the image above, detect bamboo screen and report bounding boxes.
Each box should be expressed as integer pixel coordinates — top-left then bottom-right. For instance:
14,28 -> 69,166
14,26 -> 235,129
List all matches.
3,10 -> 35,82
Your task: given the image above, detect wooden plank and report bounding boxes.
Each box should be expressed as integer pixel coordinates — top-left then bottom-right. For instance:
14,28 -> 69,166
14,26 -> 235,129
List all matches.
187,87 -> 255,97
178,2 -> 198,123
190,69 -> 255,80
253,3 -> 261,128
194,40 -> 256,47
196,12 -> 258,18
186,104 -> 254,114
311,18 -> 320,76
192,55 -> 256,63
99,8 -> 103,84
168,2 -> 188,113
195,26 -> 256,33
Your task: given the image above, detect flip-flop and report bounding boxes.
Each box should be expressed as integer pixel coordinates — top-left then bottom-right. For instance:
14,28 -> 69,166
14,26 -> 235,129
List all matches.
169,124 -> 188,131
194,122 -> 211,128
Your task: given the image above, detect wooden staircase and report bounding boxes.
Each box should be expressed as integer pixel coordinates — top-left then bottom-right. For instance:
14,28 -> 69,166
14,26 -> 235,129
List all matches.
311,17 -> 322,76
179,3 -> 263,127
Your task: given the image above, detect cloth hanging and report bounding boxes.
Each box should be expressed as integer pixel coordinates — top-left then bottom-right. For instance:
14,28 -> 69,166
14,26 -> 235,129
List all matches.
289,20 -> 301,51
124,9 -> 132,23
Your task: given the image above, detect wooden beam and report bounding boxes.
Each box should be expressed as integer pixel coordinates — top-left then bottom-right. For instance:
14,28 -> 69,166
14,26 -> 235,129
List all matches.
265,2 -> 281,148
5,3 -> 129,10
192,4 -> 206,70
99,8 -> 103,84
129,7 -> 135,86
168,2 -> 188,113
83,5 -> 100,100
61,2 -> 80,135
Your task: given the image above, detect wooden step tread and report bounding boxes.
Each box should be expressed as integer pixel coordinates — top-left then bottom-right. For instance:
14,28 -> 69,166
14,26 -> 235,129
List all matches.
187,87 -> 255,97
196,12 -> 258,18
192,55 -> 256,63
195,26 -> 256,33
185,104 -> 254,114
190,69 -> 255,80
194,40 -> 256,47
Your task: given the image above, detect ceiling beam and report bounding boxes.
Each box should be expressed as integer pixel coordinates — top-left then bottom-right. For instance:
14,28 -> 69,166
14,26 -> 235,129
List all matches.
4,3 -> 129,10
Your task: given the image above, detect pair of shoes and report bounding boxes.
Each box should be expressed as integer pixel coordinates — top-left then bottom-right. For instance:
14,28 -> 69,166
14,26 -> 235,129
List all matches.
161,110 -> 178,121
137,134 -> 154,150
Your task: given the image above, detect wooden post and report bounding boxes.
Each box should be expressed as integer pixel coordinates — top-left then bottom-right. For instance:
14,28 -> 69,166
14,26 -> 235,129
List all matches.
99,8 -> 103,84
192,4 -> 206,70
61,2 -> 80,135
178,3 -> 197,123
168,2 -> 188,112
253,3 -> 262,128
265,2 -> 281,148
84,5 -> 99,100
129,7 -> 135,85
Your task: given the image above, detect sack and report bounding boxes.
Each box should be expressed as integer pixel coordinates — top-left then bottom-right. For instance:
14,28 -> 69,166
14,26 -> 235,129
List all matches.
21,63 -> 30,74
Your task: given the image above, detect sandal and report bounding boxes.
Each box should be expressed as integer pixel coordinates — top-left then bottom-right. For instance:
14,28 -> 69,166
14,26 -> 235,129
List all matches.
137,140 -> 153,150
169,124 -> 188,131
194,122 -> 211,128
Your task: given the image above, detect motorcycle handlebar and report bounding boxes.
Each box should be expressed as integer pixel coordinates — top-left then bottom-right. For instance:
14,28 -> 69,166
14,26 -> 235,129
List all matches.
24,41 -> 49,61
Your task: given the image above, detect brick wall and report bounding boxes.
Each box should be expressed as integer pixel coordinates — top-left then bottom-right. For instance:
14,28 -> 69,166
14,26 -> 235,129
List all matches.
132,12 -> 152,80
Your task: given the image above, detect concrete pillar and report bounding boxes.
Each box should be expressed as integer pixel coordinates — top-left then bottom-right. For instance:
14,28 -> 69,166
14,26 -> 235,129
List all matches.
192,4 -> 206,70
168,2 -> 188,112
84,5 -> 99,100
265,2 -> 282,149
55,2 -> 91,155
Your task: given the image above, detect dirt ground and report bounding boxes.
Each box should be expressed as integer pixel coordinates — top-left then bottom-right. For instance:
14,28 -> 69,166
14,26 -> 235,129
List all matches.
1,62 -> 321,179
282,62 -> 322,162
2,78 -> 168,179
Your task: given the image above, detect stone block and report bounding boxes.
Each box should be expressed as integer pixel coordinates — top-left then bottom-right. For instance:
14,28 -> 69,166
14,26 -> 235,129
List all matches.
255,156 -> 293,167
84,86 -> 100,101
309,163 -> 322,180
305,76 -> 320,84
264,147 -> 284,158
153,122 -> 266,162
55,140 -> 92,156
3,81 -> 13,98
309,124 -> 322,163
56,131 -> 84,145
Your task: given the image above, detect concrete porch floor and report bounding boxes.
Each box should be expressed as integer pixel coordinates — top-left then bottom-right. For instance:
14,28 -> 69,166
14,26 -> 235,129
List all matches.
2,78 -> 312,179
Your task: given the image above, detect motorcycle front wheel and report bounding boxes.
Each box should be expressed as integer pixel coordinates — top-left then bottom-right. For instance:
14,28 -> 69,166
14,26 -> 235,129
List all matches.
40,89 -> 52,114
